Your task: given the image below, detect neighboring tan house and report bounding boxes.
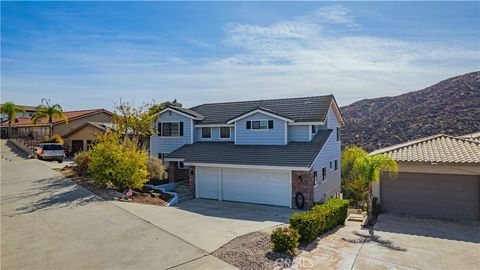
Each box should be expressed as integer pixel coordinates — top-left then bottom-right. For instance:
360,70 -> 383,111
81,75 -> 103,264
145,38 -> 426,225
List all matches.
0,105 -> 38,138
150,95 -> 345,209
371,133 -> 480,220
0,108 -> 113,150
62,122 -> 117,153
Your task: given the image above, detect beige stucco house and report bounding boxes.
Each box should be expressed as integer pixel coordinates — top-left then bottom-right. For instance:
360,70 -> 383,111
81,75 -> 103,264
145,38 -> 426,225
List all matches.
371,133 -> 480,220
0,108 -> 113,153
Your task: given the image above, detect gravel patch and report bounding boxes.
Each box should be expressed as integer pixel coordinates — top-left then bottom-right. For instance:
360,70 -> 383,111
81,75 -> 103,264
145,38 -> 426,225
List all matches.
213,231 -> 293,270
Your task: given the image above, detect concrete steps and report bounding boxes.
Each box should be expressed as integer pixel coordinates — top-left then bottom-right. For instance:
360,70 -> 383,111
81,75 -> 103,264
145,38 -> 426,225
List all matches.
0,139 -> 28,161
175,180 -> 194,203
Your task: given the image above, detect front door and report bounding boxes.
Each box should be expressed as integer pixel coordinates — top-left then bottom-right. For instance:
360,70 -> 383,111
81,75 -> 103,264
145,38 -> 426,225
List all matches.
71,140 -> 84,153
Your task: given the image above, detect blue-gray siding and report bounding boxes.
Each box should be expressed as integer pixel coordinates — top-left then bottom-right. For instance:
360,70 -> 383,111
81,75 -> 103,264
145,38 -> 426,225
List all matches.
194,127 -> 234,142
288,125 -> 310,142
235,112 -> 286,145
150,111 -> 192,156
312,104 -> 341,202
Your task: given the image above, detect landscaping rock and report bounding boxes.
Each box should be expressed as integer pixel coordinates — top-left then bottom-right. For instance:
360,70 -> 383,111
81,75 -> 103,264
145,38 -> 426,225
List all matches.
213,231 -> 293,270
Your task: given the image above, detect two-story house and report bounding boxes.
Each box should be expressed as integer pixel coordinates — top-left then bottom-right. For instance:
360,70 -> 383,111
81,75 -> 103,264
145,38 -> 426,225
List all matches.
150,95 -> 345,209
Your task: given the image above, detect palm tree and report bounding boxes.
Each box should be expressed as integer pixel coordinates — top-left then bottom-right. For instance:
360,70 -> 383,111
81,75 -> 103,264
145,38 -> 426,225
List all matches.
0,102 -> 26,138
341,146 -> 369,207
343,146 -> 399,225
32,99 -> 68,137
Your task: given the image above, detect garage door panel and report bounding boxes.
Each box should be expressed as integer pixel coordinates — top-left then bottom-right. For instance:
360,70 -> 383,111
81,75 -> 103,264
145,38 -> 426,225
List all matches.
381,172 -> 479,220
222,168 -> 291,207
197,167 -> 220,200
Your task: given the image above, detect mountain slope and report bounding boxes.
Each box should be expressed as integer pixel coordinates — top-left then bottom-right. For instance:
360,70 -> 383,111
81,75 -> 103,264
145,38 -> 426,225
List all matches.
341,71 -> 480,152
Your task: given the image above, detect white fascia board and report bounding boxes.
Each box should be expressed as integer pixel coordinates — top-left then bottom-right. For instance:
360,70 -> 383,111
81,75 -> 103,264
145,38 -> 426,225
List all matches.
164,158 -> 185,162
194,124 -> 234,128
289,121 -> 324,126
183,162 -> 310,171
226,109 -> 294,124
157,107 -> 198,120
190,119 -> 194,144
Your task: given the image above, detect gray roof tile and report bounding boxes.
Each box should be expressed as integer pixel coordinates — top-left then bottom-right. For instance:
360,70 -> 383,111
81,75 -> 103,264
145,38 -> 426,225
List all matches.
166,130 -> 332,168
190,95 -> 333,124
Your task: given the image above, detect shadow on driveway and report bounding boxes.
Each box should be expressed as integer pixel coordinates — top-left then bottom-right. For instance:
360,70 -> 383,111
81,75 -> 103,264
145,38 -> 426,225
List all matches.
175,198 -> 299,223
10,177 -> 101,216
373,213 -> 480,243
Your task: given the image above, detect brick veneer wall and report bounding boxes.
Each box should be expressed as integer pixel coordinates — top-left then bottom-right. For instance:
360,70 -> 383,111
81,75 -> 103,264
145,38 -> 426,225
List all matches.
189,166 -> 196,194
168,162 -> 177,182
291,171 -> 315,209
167,162 -> 189,182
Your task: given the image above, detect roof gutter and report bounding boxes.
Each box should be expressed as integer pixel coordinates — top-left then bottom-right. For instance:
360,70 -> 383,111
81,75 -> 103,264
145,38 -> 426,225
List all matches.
182,162 -> 310,171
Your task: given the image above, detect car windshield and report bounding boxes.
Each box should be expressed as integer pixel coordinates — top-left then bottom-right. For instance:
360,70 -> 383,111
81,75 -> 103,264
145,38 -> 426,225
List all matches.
42,144 -> 63,151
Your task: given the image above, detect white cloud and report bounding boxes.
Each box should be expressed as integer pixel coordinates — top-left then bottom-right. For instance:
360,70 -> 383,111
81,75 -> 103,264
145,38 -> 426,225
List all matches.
2,5 -> 478,110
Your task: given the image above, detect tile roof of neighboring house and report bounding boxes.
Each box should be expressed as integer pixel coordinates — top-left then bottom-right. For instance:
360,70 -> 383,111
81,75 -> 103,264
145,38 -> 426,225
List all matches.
0,104 -> 37,112
62,122 -> 113,137
459,132 -> 480,142
0,109 -> 112,127
370,134 -> 480,164
189,95 -> 341,125
166,130 -> 332,168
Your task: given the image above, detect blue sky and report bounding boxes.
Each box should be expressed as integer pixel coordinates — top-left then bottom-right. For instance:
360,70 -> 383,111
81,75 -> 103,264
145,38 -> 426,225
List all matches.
1,2 -> 479,110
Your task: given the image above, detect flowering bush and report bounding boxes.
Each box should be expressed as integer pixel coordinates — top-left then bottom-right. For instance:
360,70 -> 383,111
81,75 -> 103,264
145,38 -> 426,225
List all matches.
87,133 -> 149,190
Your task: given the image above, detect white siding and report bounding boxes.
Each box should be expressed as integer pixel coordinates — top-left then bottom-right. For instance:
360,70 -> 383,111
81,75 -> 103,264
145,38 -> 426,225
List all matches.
311,104 -> 341,202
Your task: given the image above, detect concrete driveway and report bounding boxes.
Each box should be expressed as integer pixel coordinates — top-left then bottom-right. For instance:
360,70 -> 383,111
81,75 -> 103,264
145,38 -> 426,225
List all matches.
296,213 -> 480,269
0,140 -> 234,270
114,198 -> 298,253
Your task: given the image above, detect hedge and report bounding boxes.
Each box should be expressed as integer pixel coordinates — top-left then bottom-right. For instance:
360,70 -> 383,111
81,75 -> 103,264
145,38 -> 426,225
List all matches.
289,198 -> 349,243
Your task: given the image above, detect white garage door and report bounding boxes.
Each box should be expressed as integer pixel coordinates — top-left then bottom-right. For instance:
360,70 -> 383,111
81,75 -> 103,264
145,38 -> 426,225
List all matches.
196,167 -> 220,200
196,167 -> 291,207
223,168 -> 291,207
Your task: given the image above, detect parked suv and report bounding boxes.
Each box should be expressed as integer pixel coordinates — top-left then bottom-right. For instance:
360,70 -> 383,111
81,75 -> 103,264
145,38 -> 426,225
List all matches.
35,143 -> 65,163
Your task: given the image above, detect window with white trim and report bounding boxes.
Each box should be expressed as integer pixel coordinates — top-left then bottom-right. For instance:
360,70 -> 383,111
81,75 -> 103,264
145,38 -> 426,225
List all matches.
178,162 -> 184,169
158,122 -> 182,137
201,127 -> 211,139
322,167 -> 327,181
335,160 -> 338,171
336,127 -> 340,141
311,125 -> 317,134
246,120 -> 273,130
330,161 -> 332,169
314,171 -> 318,185
220,127 -> 230,138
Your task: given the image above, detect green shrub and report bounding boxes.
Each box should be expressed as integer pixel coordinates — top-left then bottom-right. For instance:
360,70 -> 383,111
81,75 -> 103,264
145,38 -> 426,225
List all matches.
73,151 -> 90,176
271,227 -> 300,254
147,159 -> 168,180
87,133 -> 149,190
289,198 -> 349,243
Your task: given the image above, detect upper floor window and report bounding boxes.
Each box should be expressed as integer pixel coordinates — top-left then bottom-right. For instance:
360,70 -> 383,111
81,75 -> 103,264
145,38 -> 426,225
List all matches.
334,160 -> 338,171
314,171 -> 318,186
246,120 -> 274,130
201,127 -> 212,139
336,127 -> 340,141
311,125 -> 317,134
322,167 -> 327,181
158,122 -> 183,137
220,127 -> 230,139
